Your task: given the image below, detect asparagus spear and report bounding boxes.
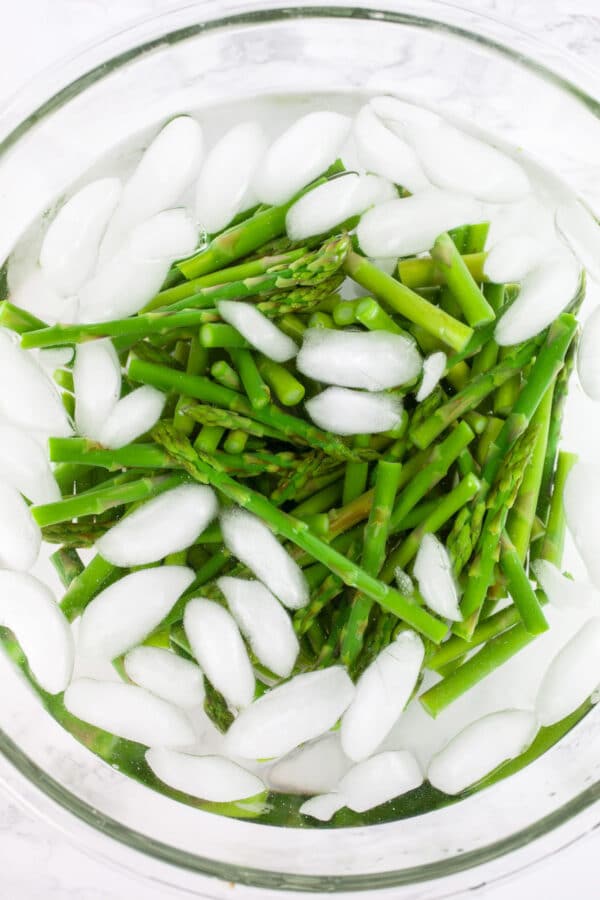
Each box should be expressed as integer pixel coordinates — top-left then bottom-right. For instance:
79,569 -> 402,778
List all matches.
256,356 -> 305,406
32,472 -> 186,527
211,360 -> 242,392
382,472 -> 481,576
153,423 -> 448,643
458,425 -> 539,633
430,232 -> 495,327
499,532 -> 548,634
505,385 -> 554,560
420,619 -> 538,717
481,314 -> 578,488
409,340 -> 538,449
50,547 -> 85,588
398,252 -> 487,289
228,348 -> 271,410
21,308 -> 220,349
344,250 -> 474,352
536,450 -> 577,567
60,554 -> 121,621
127,357 -> 361,461
533,336 -> 578,533
176,161 -> 345,279
340,460 -> 403,666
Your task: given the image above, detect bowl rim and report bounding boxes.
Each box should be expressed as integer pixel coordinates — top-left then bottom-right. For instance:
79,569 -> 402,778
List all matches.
1,2 -> 600,893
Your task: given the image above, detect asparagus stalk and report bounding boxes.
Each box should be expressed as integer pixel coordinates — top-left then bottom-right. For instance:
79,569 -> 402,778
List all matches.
176,161 -> 344,279
505,386 -> 554,560
344,250 -> 474,352
166,235 -> 349,313
342,435 -> 370,505
127,357 -> 360,460
534,336 -> 578,531
430,232 -> 495,327
146,247 -> 307,310
340,461 -> 403,666
173,336 -> 209,435
389,421 -> 475,532
458,425 -> 539,631
211,360 -> 242,392
420,618 -> 537,717
21,308 -> 219,349
50,547 -> 85,588
536,450 -> 577,567
382,472 -> 481,576
60,554 -> 121,621
48,438 -> 172,470
32,472 -> 186,527
398,252 -> 487,289
153,424 -> 448,642
200,324 -> 249,349
256,356 -> 305,406
409,340 -> 538,450
228,348 -> 271,410
223,430 -> 249,454
499,532 -> 548,634
482,314 -> 578,488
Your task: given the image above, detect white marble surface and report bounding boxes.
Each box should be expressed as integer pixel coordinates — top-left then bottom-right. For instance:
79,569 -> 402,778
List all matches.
1,1 -> 600,897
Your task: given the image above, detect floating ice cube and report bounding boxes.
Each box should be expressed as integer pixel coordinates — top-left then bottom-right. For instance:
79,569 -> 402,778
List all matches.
416,352 -> 446,402
370,95 -> 442,131
556,199 -> 600,283
77,566 -> 194,660
338,750 -> 423,812
341,631 -> 425,762
495,247 -> 580,346
225,667 -> 355,759
484,234 -> 546,284
146,748 -> 264,802
297,328 -> 421,390
268,733 -> 350,795
0,419 -> 59,503
353,105 -> 429,194
564,463 -> 600,589
217,301 -> 297,362
536,618 -> 600,726
73,339 -> 121,441
220,508 -> 309,610
413,534 -> 461,620
79,209 -> 197,322
10,268 -> 78,325
195,121 -> 266,233
217,577 -> 299,678
305,387 -> 403,436
407,121 -> 530,203
64,678 -> 196,747
577,306 -> 600,401
0,571 -> 74,693
124,646 -> 204,709
253,111 -> 351,206
99,116 -> 203,261
39,178 -> 122,294
285,172 -> 396,241
184,598 -> 255,709
357,189 -> 482,258
97,484 -> 218,566
427,709 -> 538,794
0,482 -> 41,571
299,792 -> 346,822
97,385 -> 166,449
0,331 -> 72,437
532,559 -> 600,610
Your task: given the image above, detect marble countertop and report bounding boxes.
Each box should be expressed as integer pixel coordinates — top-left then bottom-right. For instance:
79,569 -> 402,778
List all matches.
1,1 -> 600,897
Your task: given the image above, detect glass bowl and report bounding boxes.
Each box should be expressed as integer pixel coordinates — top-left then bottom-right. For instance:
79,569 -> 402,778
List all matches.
1,2 -> 600,896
